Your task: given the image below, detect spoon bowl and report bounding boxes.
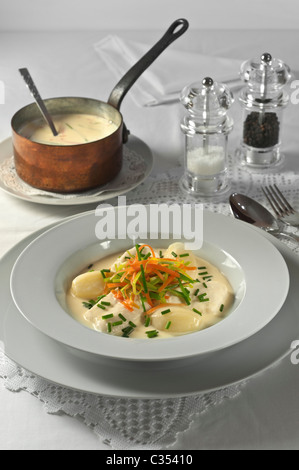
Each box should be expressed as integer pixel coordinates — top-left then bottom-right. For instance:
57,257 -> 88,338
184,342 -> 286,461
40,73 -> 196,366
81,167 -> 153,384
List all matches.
229,192 -> 299,243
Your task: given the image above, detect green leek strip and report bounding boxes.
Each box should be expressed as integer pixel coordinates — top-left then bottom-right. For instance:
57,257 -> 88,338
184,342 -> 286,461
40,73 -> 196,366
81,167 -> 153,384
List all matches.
165,321 -> 172,329
179,280 -> 191,305
107,323 -> 112,333
118,313 -> 127,322
179,253 -> 189,258
112,320 -> 123,327
144,316 -> 151,327
220,304 -> 224,312
179,272 -> 195,283
149,292 -> 161,300
135,244 -> 148,293
132,271 -> 142,295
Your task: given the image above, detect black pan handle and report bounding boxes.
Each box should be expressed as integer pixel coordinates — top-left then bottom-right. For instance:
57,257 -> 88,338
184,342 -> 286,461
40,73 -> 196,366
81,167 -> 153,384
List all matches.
107,19 -> 189,112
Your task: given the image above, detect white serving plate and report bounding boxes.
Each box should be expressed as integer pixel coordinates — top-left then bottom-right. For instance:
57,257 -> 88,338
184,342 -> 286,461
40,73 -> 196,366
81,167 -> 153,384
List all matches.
10,209 -> 289,361
0,221 -> 296,399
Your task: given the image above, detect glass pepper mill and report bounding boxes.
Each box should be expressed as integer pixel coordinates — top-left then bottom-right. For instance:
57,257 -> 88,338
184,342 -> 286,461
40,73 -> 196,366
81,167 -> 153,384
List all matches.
179,77 -> 234,197
237,52 -> 291,169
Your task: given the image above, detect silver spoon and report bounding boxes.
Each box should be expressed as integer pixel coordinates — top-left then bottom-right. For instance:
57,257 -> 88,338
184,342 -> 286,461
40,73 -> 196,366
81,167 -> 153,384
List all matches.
19,68 -> 58,136
229,192 -> 299,243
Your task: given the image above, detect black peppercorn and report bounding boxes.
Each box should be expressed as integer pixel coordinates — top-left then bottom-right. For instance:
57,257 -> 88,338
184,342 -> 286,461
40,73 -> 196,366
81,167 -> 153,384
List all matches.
243,112 -> 280,148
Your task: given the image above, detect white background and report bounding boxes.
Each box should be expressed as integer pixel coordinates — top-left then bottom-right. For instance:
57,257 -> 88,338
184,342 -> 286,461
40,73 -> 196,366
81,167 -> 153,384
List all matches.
0,0 -> 298,31
1,0 -> 299,451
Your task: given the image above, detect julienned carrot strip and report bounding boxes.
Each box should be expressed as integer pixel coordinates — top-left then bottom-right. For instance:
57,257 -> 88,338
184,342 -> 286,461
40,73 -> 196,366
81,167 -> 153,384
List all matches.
145,303 -> 186,316
107,282 -> 127,288
158,275 -> 177,293
145,292 -> 154,308
146,263 -> 180,277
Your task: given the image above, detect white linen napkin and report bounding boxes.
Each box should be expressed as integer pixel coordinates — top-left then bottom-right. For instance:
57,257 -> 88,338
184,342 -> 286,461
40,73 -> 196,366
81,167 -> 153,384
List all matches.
94,35 -> 242,106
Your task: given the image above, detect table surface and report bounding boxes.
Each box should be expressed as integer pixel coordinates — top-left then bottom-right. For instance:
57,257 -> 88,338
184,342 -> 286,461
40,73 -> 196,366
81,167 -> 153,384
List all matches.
1,29 -> 299,450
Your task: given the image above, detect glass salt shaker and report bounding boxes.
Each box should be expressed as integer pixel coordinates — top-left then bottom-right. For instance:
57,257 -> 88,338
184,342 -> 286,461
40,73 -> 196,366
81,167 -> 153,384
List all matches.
237,52 -> 291,169
179,77 -> 234,197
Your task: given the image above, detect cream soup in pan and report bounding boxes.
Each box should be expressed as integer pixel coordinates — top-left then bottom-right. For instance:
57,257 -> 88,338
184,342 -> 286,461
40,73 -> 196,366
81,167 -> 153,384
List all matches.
66,243 -> 234,339
20,113 -> 118,145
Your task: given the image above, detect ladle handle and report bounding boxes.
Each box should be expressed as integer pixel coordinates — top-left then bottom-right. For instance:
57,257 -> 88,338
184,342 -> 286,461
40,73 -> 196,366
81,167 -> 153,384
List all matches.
19,68 -> 59,137
107,18 -> 189,111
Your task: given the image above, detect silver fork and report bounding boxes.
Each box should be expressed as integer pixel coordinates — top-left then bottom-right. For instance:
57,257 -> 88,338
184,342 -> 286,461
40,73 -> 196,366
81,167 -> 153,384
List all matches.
262,184 -> 299,227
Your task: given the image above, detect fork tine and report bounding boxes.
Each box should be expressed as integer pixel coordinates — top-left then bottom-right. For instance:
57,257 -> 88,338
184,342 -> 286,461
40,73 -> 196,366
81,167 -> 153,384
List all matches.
272,184 -> 295,214
262,187 -> 281,217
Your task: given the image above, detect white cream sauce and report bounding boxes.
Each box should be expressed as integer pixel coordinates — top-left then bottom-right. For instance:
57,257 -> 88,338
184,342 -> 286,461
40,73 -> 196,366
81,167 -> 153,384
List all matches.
20,113 -> 118,145
66,243 -> 234,339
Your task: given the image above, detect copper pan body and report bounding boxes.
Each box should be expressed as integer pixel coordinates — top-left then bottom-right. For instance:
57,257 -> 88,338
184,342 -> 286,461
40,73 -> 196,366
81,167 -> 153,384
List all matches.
10,19 -> 189,194
11,97 -> 124,193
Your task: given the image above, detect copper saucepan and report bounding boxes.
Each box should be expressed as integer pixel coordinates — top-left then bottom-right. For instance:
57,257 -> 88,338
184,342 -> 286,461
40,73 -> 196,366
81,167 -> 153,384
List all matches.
11,19 -> 189,193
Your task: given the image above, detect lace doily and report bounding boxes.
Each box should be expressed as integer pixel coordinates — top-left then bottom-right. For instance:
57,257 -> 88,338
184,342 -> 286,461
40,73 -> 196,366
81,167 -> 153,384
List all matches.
1,153 -> 299,450
0,146 -> 148,200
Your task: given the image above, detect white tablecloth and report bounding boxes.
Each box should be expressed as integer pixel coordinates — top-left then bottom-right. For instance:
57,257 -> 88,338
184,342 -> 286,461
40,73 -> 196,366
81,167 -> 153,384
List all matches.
1,29 -> 299,450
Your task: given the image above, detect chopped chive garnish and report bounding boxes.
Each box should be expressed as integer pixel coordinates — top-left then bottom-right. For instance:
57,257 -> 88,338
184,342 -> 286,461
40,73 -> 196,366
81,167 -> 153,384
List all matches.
198,266 -> 207,270
193,308 -> 202,316
220,304 -> 224,312
82,300 -> 96,309
199,298 -> 210,302
97,304 -> 106,310
203,276 -> 213,281
144,316 -> 151,327
102,313 -> 114,320
87,264 -> 93,270
146,330 -> 159,338
122,326 -> 134,337
101,301 -> 111,306
159,250 -> 164,258
198,293 -> 207,300
101,269 -> 110,273
171,251 -> 178,258
179,253 -> 189,258
194,289 -> 200,296
161,309 -> 171,315
107,323 -> 112,333
165,321 -> 171,330
203,283 -> 208,288
140,264 -> 148,293
118,313 -> 127,322
140,295 -> 146,312
129,321 -> 136,328
199,272 -> 208,276
112,320 -> 123,327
